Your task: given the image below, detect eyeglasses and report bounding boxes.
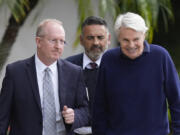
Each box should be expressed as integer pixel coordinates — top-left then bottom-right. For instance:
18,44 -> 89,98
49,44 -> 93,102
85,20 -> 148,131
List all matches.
47,39 -> 66,45
39,37 -> 66,45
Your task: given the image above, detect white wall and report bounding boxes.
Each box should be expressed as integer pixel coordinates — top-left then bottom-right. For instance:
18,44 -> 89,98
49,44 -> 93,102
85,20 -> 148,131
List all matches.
0,0 -> 116,89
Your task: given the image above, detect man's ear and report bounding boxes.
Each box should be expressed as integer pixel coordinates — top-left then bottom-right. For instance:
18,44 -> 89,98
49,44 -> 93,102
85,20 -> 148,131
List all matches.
36,37 -> 41,48
80,35 -> 83,46
144,32 -> 147,39
108,33 -> 111,46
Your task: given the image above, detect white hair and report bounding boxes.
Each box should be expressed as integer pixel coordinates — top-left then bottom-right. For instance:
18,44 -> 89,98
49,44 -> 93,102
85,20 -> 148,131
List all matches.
114,12 -> 148,36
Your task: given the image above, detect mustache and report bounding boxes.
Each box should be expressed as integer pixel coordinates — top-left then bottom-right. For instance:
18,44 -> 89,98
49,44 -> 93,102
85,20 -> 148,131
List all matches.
90,44 -> 102,50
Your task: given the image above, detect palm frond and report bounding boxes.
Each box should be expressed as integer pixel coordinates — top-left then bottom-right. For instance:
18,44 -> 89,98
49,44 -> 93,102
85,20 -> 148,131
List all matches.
118,0 -> 137,13
0,0 -> 30,23
158,0 -> 174,32
147,0 -> 159,29
99,0 -> 119,20
136,0 -> 153,42
99,0 -> 107,17
106,0 -> 119,20
73,0 -> 94,47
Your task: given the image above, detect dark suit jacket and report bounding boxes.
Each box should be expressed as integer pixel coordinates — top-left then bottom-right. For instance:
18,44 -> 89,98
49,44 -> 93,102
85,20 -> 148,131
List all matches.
66,53 -> 98,122
0,55 -> 89,135
66,53 -> 83,67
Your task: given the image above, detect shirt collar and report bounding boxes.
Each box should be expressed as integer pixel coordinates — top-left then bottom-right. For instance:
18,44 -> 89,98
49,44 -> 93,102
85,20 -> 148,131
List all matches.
35,54 -> 57,74
143,40 -> 150,53
83,53 -> 102,69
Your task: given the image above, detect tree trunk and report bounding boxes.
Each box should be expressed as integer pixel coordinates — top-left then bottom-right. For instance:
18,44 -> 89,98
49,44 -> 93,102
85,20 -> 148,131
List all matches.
0,0 -> 39,72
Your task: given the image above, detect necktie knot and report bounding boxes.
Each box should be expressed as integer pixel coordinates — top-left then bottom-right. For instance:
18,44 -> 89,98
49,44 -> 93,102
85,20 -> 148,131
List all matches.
89,62 -> 97,69
44,67 -> 51,73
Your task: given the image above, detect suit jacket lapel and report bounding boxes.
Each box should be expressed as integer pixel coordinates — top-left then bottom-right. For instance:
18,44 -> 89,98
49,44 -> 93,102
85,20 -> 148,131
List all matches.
25,56 -> 42,112
70,53 -> 83,67
77,53 -> 83,67
57,59 -> 66,111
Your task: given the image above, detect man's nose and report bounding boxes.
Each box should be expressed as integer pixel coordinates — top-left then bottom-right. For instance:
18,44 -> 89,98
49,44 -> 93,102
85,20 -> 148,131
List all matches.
93,37 -> 100,45
54,42 -> 62,49
129,41 -> 135,48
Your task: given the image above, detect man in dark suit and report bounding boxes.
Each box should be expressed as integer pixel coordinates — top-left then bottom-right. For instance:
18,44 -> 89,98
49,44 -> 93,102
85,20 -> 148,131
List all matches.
0,19 -> 89,135
66,16 -> 111,127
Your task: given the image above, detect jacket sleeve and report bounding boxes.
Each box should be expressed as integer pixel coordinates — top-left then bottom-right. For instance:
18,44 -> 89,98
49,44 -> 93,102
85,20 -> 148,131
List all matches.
163,51 -> 180,135
71,68 -> 89,130
0,65 -> 13,135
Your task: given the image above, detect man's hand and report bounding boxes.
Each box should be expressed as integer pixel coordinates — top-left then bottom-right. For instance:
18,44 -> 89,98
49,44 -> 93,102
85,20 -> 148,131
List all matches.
62,105 -> 74,124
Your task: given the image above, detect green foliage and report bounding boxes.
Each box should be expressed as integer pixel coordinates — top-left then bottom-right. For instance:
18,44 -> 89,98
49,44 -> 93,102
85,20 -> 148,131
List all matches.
0,0 -> 174,46
74,0 -> 174,46
0,0 -> 39,72
99,0 -> 119,20
0,0 -> 30,23
0,0 -> 175,70
73,0 -> 94,47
